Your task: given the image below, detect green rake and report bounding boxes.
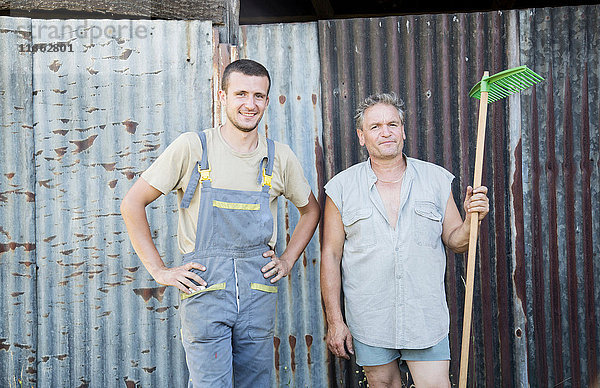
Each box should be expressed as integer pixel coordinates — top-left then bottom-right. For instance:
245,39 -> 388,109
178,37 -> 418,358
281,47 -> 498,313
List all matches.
459,65 -> 543,388
468,66 -> 545,102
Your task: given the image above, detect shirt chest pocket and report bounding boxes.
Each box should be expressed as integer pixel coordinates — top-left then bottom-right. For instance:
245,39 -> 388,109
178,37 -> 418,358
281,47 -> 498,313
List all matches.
342,207 -> 377,250
413,201 -> 443,249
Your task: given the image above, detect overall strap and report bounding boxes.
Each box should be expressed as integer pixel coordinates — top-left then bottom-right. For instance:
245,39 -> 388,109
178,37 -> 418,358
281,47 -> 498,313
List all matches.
258,138 -> 275,193
180,131 -> 211,209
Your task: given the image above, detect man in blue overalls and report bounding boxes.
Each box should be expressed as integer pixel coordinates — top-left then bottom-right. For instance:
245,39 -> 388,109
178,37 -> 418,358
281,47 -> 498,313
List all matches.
121,59 -> 320,387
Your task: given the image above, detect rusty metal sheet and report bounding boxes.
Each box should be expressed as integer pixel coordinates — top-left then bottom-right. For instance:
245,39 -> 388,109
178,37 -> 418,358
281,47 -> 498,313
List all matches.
238,21 -> 329,388
517,5 -> 600,387
318,5 -> 600,387
318,11 -> 516,387
0,16 -> 37,388
29,19 -> 213,387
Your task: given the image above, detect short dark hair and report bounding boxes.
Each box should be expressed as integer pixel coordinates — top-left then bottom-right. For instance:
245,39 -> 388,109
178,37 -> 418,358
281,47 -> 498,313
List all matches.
355,92 -> 405,129
221,59 -> 271,94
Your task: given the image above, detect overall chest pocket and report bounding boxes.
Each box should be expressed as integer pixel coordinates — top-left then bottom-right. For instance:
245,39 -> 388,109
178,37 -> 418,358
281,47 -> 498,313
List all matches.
413,201 -> 443,248
342,207 -> 377,250
210,197 -> 272,249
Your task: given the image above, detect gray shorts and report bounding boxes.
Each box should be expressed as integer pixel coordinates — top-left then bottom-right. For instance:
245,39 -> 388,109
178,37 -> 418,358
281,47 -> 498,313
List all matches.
353,336 -> 450,367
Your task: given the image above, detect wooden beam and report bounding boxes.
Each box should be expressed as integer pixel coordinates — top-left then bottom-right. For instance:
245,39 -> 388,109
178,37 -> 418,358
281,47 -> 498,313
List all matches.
310,0 -> 334,18
0,0 -> 228,21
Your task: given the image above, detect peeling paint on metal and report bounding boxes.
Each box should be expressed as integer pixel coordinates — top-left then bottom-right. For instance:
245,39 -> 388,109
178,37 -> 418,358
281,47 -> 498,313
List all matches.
0,17 -> 214,388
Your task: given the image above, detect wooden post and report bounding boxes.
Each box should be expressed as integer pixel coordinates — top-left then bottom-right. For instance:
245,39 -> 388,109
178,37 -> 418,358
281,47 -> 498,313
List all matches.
211,28 -> 238,127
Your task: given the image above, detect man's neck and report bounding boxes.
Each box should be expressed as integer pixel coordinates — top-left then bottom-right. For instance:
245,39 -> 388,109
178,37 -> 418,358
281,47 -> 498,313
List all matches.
370,154 -> 407,180
220,123 -> 259,153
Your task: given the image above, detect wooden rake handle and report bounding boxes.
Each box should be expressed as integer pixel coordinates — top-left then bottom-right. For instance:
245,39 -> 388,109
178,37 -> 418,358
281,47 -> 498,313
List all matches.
458,71 -> 489,388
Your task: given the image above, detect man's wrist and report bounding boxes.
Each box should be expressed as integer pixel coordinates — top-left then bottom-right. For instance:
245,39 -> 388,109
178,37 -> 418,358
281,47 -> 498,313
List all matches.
279,251 -> 298,267
326,314 -> 346,326
145,261 -> 167,279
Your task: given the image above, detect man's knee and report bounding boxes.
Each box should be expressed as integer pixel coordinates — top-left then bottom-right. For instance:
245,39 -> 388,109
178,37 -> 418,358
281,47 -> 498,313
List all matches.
363,362 -> 403,388
364,373 -> 403,388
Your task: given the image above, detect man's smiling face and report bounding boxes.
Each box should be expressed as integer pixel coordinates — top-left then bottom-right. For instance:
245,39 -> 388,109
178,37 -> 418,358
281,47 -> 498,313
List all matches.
220,72 -> 270,133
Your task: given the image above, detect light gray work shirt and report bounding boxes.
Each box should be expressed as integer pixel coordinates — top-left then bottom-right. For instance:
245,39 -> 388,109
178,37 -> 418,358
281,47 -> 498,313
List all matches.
325,157 -> 454,349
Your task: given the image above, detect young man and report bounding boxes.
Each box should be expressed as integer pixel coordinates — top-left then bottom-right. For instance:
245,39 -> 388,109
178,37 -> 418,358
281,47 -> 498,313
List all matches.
320,92 -> 489,387
121,59 -> 320,387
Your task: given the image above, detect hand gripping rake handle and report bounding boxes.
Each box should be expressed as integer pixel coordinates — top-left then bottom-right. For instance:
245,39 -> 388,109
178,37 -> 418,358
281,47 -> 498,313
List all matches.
459,66 -> 543,388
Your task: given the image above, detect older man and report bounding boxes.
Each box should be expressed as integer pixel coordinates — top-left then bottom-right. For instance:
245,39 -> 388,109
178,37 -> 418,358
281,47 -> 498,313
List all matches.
320,92 -> 489,387
121,59 -> 320,387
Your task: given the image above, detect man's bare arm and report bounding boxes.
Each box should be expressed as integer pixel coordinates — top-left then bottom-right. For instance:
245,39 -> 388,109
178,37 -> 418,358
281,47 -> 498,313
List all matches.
320,196 -> 354,359
120,178 -> 206,293
442,186 -> 489,253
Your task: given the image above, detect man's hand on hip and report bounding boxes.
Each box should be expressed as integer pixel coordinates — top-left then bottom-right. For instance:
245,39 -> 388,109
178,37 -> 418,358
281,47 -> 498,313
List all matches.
261,250 -> 293,284
152,262 -> 207,294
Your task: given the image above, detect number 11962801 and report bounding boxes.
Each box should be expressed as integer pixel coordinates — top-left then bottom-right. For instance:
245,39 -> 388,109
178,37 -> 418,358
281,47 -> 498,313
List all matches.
18,43 -> 74,53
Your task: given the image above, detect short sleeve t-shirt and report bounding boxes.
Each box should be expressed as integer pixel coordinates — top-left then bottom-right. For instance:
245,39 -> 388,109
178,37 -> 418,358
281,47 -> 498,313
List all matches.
141,127 -> 312,254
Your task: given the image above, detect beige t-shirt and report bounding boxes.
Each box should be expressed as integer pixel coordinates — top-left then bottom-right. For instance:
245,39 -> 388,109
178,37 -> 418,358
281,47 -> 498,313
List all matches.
141,127 -> 312,254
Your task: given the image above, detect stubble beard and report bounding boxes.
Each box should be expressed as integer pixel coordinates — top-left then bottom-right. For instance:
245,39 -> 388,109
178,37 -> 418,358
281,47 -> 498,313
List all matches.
228,110 -> 263,133
369,142 -> 403,160
235,124 -> 258,133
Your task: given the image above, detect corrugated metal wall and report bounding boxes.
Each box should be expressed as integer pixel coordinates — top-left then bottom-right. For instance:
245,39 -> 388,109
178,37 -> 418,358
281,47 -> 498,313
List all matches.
0,16 -> 37,388
517,6 -> 600,388
318,5 -> 600,388
1,5 -> 599,387
238,22 -> 329,387
31,19 -> 215,388
1,17 -> 215,387
1,17 -> 331,388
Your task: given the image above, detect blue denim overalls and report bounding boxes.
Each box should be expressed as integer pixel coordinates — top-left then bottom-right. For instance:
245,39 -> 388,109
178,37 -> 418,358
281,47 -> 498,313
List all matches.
179,130 -> 278,387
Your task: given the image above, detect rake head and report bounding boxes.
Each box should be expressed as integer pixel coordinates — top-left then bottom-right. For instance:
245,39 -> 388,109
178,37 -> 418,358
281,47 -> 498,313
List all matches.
468,65 -> 544,103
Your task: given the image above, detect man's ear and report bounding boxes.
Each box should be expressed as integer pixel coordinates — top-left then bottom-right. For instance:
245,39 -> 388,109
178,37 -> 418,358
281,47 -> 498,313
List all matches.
356,128 -> 365,146
218,89 -> 226,104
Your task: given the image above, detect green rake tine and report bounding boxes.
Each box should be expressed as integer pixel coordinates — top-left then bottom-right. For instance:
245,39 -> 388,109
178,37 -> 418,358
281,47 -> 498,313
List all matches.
527,72 -> 544,84
488,91 -> 503,102
497,77 -> 516,87
507,77 -> 526,88
490,83 -> 512,99
526,68 -> 544,81
522,70 -> 543,84
494,81 -> 514,94
491,94 -> 506,103
518,74 -> 534,85
500,77 -> 525,90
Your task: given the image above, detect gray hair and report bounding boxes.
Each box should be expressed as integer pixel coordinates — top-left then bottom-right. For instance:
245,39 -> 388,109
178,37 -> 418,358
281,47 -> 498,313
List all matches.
354,92 -> 405,130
